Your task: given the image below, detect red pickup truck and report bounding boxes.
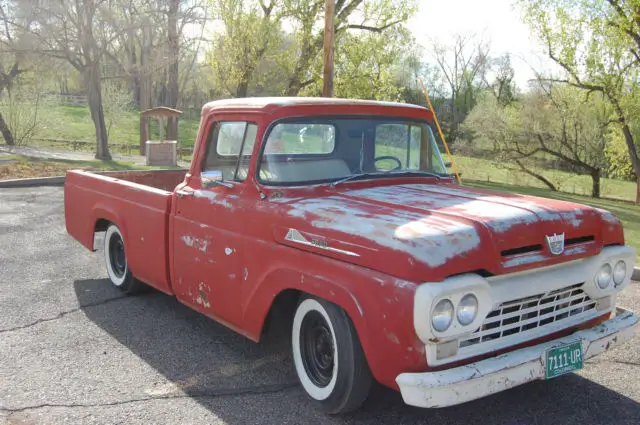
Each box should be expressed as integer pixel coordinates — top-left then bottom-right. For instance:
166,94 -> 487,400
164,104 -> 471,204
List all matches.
64,97 -> 638,414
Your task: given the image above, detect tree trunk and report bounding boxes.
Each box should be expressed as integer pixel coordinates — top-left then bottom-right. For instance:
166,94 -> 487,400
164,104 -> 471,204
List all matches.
166,0 -> 180,141
616,110 -> 640,203
236,79 -> 249,98
0,111 -> 15,146
84,67 -> 111,160
139,23 -> 153,154
591,168 -> 601,198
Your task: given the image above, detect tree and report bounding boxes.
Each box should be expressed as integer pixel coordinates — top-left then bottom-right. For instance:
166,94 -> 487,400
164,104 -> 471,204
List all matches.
431,33 -> 491,143
299,25 -> 413,100
487,54 -> 517,106
520,0 -> 640,202
0,2 -> 30,146
207,0 -> 282,98
281,0 -> 418,96
464,82 -> 609,197
1,0 -> 131,159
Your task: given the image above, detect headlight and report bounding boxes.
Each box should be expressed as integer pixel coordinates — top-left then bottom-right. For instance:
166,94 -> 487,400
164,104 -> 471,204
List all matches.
596,263 -> 612,289
457,293 -> 478,325
613,260 -> 626,285
431,299 -> 454,332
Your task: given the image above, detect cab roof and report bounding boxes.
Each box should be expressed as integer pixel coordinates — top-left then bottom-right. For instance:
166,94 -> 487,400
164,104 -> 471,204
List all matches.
201,97 -> 429,114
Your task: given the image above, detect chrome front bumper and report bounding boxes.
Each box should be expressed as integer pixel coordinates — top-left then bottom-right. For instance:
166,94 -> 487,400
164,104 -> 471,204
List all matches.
396,307 -> 638,408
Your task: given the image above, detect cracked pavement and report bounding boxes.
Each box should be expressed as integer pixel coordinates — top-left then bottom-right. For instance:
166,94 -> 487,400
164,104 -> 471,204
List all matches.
1,186 -> 640,425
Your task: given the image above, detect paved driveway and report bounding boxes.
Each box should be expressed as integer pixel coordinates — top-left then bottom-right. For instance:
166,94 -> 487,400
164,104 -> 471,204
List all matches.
1,186 -> 639,425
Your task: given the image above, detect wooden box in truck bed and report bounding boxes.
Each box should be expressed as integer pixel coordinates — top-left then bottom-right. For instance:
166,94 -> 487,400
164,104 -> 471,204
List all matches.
64,169 -> 187,294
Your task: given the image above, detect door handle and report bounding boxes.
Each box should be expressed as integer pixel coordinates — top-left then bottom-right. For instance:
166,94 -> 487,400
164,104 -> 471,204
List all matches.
176,189 -> 195,198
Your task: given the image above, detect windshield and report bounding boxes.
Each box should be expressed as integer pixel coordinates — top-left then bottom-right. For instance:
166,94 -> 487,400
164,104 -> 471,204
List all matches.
257,117 -> 448,185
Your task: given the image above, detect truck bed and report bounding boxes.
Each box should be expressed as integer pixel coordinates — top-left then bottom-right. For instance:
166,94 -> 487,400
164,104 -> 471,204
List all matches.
64,169 -> 187,294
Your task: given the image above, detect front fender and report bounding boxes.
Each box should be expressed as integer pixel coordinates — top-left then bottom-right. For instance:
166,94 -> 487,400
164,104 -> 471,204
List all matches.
240,256 -> 429,390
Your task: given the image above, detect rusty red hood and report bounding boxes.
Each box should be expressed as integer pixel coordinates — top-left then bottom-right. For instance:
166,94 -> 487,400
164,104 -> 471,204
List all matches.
279,182 -> 623,282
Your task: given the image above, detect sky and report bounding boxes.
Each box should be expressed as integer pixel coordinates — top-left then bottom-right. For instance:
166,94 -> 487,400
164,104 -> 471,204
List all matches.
405,0 -> 559,90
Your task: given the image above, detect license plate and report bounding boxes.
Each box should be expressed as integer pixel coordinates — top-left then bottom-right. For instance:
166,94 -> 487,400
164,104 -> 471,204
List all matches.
545,341 -> 583,379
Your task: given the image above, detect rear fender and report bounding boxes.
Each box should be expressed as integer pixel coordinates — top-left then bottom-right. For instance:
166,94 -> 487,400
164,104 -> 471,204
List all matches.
89,205 -> 126,252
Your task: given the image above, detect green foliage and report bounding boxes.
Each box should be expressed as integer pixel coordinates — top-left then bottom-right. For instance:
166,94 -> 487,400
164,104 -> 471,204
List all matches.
463,83 -> 609,194
519,0 -> 640,183
605,128 -> 637,181
300,26 -> 414,101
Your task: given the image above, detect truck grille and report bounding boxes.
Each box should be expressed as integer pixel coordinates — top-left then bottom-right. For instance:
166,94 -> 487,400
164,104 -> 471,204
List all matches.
460,283 -> 596,348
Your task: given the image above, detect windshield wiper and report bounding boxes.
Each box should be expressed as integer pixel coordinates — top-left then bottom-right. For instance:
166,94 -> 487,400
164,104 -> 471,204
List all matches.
330,172 -> 385,188
330,170 -> 441,188
387,170 -> 442,180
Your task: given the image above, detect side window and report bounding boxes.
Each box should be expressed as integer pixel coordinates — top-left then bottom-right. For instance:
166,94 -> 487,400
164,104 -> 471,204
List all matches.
203,121 -> 258,181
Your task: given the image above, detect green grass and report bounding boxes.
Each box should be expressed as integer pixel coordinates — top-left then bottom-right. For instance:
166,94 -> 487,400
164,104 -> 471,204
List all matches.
32,104 -> 202,152
465,180 -> 640,261
450,155 -> 637,202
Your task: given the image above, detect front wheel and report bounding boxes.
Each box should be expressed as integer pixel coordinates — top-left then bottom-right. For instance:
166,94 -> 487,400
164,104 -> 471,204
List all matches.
292,295 -> 373,414
103,224 -> 145,294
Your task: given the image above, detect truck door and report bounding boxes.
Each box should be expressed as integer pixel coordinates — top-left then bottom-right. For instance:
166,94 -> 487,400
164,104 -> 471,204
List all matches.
171,118 -> 258,326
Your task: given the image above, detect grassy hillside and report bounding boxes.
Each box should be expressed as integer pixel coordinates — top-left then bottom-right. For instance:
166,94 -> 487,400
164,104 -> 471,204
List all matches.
34,104 -> 202,149
450,155 -> 636,202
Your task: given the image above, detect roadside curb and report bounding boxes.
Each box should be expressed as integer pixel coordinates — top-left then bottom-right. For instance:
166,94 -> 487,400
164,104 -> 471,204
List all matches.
0,176 -> 65,188
633,267 -> 640,281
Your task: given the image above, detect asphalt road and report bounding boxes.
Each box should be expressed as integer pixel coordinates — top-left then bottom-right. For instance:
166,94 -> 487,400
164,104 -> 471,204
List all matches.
1,186 -> 639,425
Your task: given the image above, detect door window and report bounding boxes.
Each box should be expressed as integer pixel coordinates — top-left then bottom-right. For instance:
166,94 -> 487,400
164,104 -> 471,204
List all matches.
202,121 -> 258,181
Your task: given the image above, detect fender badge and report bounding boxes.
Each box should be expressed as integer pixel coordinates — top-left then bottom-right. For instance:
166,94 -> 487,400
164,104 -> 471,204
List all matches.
285,228 -> 359,257
545,233 -> 565,255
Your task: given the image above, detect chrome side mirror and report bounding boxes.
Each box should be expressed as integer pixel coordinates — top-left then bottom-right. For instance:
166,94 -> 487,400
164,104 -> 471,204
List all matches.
201,170 -> 234,189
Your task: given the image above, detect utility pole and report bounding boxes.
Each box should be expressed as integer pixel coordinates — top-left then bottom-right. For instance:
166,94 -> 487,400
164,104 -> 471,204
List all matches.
322,0 -> 335,97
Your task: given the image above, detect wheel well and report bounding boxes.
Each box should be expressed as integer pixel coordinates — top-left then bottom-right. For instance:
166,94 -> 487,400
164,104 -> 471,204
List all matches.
94,218 -> 111,233
261,289 -> 302,340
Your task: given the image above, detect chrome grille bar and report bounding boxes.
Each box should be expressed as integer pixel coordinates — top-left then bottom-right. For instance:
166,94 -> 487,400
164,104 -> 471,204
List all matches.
460,283 -> 596,348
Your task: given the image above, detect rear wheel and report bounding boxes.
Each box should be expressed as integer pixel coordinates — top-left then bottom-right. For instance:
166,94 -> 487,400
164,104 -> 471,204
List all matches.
292,295 -> 372,414
103,224 -> 145,294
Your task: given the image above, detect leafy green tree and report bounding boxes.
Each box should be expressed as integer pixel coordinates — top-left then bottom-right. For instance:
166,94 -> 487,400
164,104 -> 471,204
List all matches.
299,26 -> 413,101
520,0 -> 640,202
464,83 -> 609,197
207,0 -> 283,98
281,0 -> 418,96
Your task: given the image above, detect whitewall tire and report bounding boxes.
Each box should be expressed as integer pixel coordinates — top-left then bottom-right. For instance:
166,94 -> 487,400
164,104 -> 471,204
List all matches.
103,224 -> 144,294
291,295 -> 373,414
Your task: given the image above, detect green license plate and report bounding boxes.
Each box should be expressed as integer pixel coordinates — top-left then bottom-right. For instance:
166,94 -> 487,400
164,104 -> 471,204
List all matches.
545,341 -> 583,379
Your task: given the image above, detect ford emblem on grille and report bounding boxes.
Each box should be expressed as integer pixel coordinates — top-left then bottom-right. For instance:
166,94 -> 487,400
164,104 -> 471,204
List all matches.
545,232 -> 565,255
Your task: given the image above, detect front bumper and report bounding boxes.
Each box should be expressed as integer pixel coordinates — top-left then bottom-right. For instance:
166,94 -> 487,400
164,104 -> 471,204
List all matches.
396,307 -> 638,408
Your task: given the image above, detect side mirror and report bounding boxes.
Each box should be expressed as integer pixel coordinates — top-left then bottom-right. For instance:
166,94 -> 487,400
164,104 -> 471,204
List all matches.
201,170 -> 234,189
444,161 -> 452,168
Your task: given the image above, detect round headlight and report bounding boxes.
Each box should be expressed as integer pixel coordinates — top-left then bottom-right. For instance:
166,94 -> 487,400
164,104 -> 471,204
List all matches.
596,263 -> 612,289
613,260 -> 626,285
457,294 -> 478,326
431,299 -> 454,332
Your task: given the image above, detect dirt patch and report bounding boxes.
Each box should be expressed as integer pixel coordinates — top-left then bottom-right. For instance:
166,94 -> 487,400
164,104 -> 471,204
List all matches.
0,158 -> 106,180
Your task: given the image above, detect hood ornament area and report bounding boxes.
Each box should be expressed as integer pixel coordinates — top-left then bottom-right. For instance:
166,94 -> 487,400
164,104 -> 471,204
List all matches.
545,232 -> 565,255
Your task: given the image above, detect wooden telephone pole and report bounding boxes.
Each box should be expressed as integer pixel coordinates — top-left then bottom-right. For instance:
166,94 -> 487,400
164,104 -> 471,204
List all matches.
322,0 -> 335,97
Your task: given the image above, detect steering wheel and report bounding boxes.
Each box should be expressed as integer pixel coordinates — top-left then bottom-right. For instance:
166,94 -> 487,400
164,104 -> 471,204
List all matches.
374,155 -> 403,171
